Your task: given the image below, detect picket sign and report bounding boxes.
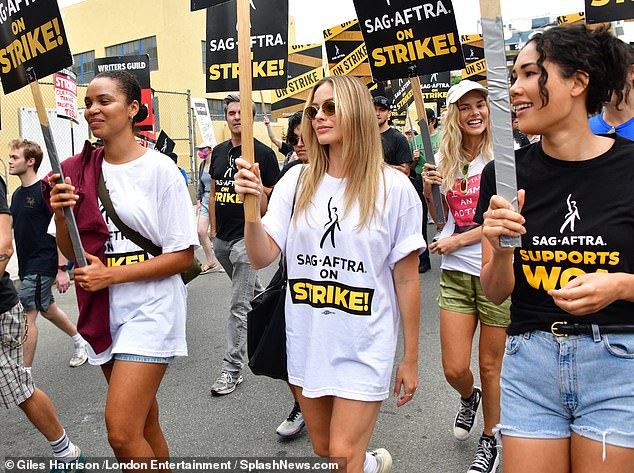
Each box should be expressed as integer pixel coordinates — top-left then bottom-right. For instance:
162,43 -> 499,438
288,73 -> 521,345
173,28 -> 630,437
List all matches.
0,0 -> 87,266
480,0 -> 521,248
410,75 -> 445,225
29,70 -> 88,266
237,0 -> 258,221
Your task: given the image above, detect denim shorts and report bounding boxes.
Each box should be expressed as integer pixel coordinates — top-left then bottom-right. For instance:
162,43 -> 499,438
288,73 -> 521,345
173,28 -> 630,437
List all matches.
498,329 -> 634,448
18,274 -> 55,312
199,192 -> 210,218
437,270 -> 511,327
114,353 -> 175,364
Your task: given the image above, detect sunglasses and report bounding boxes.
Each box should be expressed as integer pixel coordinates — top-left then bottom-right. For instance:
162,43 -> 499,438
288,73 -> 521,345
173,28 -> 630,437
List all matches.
460,162 -> 470,194
304,101 -> 336,121
287,134 -> 304,146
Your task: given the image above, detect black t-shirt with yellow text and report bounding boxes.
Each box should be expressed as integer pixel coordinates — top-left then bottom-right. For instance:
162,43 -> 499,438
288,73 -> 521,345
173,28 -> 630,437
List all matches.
475,135 -> 634,334
210,138 -> 280,241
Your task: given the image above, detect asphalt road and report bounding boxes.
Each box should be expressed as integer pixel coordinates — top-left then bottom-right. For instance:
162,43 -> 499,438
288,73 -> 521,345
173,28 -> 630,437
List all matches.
1,250 -> 487,473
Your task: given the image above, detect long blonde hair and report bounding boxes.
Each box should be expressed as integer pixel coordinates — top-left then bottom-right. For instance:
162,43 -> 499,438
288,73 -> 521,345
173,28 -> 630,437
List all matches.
296,76 -> 384,229
438,92 -> 493,191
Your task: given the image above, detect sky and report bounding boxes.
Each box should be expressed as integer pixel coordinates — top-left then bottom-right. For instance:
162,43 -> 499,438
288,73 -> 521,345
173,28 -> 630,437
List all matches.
58,0 -> 587,44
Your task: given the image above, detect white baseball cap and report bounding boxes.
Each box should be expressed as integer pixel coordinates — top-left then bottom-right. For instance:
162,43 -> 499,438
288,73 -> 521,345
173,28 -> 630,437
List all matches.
196,141 -> 213,149
446,80 -> 488,105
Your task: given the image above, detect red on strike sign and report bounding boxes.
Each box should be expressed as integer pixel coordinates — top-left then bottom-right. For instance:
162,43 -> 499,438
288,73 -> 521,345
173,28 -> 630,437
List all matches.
54,68 -> 79,124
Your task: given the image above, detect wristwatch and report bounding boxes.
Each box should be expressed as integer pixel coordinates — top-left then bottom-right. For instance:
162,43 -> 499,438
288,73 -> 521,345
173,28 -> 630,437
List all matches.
58,264 -> 69,271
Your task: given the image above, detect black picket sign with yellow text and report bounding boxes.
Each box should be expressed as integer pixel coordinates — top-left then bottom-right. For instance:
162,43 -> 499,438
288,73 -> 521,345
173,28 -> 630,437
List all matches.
205,0 -> 288,93
0,0 -> 72,94
352,0 -> 464,81
585,0 -> 634,23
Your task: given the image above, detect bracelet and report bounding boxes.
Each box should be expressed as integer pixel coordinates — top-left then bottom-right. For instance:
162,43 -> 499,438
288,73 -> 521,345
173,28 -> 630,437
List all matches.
58,264 -> 68,271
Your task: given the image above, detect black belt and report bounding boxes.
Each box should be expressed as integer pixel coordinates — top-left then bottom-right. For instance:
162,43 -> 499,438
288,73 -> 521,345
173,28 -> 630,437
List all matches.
550,321 -> 634,337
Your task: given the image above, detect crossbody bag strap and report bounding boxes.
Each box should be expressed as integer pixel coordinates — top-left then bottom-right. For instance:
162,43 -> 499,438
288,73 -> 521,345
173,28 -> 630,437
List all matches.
97,172 -> 162,257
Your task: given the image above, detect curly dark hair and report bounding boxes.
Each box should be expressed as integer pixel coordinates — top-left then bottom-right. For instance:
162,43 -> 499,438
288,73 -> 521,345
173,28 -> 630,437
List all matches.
518,24 -> 632,115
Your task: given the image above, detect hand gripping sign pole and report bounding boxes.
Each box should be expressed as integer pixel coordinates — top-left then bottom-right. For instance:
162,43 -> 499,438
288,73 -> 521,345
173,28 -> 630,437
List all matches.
27,68 -> 88,266
480,0 -> 521,248
410,73 -> 446,226
237,0 -> 258,222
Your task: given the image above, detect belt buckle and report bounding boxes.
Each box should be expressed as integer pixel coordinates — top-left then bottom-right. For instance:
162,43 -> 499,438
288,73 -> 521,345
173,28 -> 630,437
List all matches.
551,321 -> 568,337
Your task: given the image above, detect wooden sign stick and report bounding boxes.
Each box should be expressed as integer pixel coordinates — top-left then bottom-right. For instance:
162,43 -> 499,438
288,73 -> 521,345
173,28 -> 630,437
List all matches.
237,0 -> 258,222
410,75 -> 445,225
28,68 -> 87,266
480,0 -> 521,247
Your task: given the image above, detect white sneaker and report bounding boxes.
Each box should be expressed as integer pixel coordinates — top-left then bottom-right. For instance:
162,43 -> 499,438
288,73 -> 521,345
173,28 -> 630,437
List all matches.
69,344 -> 88,367
276,402 -> 305,438
370,448 -> 392,473
210,371 -> 243,395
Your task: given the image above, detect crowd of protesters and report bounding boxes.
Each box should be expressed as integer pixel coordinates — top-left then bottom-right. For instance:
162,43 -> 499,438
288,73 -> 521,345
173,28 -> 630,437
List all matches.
1,22 -> 634,473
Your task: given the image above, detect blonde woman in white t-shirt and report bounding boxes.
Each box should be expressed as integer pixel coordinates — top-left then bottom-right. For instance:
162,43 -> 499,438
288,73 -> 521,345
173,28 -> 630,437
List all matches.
234,75 -> 425,473
423,80 -> 510,473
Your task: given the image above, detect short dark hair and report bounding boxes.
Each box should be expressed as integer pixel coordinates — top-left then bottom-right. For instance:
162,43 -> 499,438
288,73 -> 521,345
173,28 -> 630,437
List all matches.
92,70 -> 149,124
425,108 -> 437,127
10,139 -> 43,172
522,24 -> 631,115
223,93 -> 257,117
285,111 -> 303,144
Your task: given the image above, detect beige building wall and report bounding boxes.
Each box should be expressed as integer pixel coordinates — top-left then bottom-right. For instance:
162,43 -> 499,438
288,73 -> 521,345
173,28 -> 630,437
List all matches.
61,0 -> 287,146
2,0 -> 289,196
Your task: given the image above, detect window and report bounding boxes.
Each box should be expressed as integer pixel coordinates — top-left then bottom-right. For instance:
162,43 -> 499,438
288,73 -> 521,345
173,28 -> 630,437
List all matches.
208,99 -> 224,120
106,36 -> 158,71
71,50 -> 95,84
207,99 -> 276,122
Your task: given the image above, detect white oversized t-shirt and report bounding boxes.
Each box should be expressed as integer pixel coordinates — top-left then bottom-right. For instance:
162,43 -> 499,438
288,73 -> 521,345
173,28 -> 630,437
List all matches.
89,149 -> 198,365
262,165 -> 426,401
437,153 -> 487,277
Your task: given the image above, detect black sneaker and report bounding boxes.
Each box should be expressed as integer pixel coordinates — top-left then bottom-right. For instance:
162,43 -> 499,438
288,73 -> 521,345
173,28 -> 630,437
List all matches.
467,434 -> 500,473
453,386 -> 482,440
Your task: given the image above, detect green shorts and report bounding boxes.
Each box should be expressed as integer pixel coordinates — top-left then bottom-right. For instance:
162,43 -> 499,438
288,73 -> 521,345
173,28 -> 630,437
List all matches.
437,269 -> 510,327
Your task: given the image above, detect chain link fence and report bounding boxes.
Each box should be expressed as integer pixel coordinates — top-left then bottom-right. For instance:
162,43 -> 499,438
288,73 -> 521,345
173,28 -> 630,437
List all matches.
1,82 -> 196,201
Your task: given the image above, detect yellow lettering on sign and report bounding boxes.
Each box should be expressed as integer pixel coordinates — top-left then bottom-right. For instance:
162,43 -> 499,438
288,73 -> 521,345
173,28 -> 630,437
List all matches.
274,68 -> 324,102
590,0 -> 630,6
0,18 -> 65,74
462,58 -> 487,79
208,59 -> 285,81
330,43 -> 368,76
370,33 -> 458,68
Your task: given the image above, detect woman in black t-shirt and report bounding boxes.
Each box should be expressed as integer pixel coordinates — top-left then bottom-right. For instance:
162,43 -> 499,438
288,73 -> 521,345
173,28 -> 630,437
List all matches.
479,25 -> 634,472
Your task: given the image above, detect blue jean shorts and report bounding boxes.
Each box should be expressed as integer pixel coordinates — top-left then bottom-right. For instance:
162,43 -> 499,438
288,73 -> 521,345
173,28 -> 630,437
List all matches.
18,274 -> 55,312
199,192 -> 210,217
498,328 -> 634,448
114,353 -> 175,364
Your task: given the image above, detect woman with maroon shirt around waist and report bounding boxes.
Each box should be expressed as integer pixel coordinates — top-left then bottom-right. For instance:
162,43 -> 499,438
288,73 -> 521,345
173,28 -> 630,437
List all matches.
478,24 -> 634,473
48,71 -> 197,463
